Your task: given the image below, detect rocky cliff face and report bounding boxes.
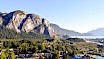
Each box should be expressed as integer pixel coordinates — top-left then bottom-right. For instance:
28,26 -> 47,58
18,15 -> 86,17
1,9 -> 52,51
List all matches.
0,10 -> 57,38
0,17 -> 3,25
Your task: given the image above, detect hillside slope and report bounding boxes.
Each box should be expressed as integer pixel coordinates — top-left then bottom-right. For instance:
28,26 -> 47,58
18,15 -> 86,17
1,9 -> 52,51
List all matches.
50,23 -> 82,36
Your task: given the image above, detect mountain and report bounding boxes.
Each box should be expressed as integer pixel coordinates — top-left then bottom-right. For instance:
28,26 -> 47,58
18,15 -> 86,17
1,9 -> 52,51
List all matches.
50,23 -> 94,36
50,23 -> 82,36
50,23 -> 104,36
88,28 -> 104,36
0,10 -> 57,38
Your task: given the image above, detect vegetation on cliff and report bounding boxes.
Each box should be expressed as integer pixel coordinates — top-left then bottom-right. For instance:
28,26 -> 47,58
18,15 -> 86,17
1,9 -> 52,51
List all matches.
0,25 -> 50,39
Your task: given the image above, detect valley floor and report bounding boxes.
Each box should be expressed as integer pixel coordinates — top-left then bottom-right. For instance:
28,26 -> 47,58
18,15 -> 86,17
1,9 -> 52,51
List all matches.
0,38 -> 104,59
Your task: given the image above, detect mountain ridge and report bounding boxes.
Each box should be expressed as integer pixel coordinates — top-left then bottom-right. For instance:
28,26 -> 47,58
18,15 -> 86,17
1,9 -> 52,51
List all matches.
50,23 -> 94,36
50,23 -> 104,36
50,23 -> 82,36
0,10 -> 57,38
0,10 -> 104,38
88,28 -> 104,36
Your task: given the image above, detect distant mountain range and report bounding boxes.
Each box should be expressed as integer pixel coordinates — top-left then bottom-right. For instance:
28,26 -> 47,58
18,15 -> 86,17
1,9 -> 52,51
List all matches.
88,28 -> 104,36
50,23 -> 104,36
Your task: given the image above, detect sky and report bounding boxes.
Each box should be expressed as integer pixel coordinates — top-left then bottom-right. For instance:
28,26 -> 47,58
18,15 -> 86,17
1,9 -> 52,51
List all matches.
0,0 -> 104,33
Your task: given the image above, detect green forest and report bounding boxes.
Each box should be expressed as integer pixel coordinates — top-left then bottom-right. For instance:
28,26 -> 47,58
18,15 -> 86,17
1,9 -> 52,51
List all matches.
0,25 -> 50,39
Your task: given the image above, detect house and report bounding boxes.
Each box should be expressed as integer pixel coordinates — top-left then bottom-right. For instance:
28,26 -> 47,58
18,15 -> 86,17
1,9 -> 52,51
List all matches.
9,48 -> 14,51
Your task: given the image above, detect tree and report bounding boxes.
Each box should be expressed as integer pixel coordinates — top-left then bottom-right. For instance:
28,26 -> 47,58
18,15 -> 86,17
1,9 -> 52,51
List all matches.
56,45 -> 63,51
63,53 -> 69,59
38,44 -> 45,51
19,43 -> 29,52
52,53 -> 59,59
34,46 -> 38,53
73,50 -> 79,56
0,51 -> 6,59
67,48 -> 72,54
4,49 -> 9,58
0,12 -> 2,14
101,48 -> 104,53
9,52 -> 15,59
52,50 -> 59,59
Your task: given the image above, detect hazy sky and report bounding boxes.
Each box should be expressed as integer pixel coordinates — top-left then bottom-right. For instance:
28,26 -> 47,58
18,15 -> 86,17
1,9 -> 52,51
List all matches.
0,0 -> 104,33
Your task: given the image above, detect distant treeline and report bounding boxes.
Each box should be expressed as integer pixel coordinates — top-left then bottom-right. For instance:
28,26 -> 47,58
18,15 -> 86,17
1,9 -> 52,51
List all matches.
66,38 -> 85,42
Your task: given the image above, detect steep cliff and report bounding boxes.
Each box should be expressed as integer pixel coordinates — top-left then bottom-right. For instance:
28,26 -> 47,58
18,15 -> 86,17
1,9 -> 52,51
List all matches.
0,10 -> 57,38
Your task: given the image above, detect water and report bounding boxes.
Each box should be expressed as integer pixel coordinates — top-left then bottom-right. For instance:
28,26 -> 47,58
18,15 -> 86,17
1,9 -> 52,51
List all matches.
73,54 -> 104,59
91,55 -> 104,59
71,36 -> 104,45
71,36 -> 104,39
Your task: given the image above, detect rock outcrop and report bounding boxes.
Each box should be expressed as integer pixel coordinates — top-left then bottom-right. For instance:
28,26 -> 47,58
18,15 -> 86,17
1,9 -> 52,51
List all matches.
0,17 -> 3,25
1,10 -> 57,38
